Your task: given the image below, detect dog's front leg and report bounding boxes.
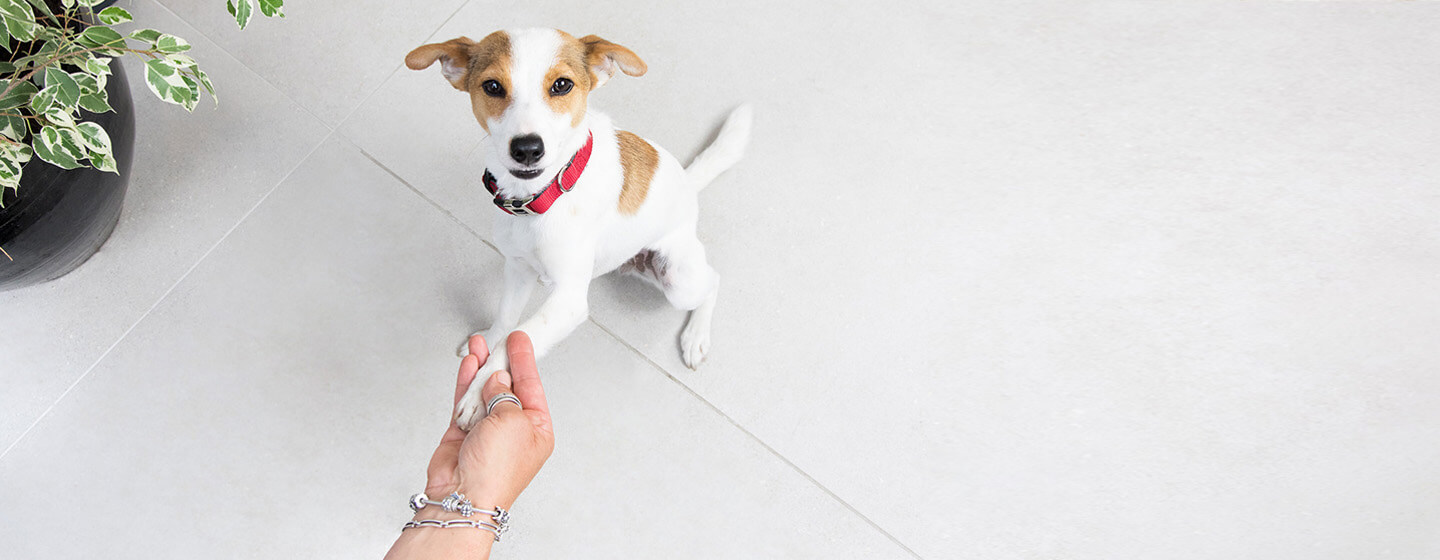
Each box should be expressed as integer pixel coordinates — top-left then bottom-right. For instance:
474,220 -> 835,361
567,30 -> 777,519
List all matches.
457,257 -> 538,357
456,254 -> 593,430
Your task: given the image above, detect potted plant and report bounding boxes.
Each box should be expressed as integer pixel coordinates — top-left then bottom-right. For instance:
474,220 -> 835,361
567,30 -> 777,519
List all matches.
0,0 -> 282,291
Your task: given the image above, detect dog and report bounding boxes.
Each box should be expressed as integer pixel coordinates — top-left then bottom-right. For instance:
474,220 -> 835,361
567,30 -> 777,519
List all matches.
406,28 -> 752,429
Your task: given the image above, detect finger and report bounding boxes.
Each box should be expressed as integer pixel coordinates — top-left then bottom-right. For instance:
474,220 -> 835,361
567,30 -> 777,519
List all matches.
452,353 -> 480,412
478,368 -> 523,415
468,333 -> 490,364
443,353 -> 480,439
506,331 -> 551,418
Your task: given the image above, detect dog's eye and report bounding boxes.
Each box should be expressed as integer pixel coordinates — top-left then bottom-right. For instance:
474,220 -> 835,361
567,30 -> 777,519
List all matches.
550,78 -> 574,96
481,80 -> 506,98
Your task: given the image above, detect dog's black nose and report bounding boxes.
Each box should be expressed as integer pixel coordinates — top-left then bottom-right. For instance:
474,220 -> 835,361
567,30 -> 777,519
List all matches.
509,135 -> 545,166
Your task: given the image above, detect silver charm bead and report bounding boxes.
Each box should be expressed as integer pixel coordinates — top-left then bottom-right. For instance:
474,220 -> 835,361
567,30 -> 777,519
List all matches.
438,492 -> 475,516
409,493 -> 429,512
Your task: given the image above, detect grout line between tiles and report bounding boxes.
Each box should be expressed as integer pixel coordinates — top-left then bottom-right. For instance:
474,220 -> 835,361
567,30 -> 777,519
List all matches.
329,0 -> 473,132
587,318 -> 927,560
0,130 -> 337,461
147,0 -> 334,131
357,146 -> 500,256
357,144 -> 926,560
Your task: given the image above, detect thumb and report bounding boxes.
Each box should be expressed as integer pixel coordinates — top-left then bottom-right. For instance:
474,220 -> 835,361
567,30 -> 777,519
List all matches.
479,368 -> 517,413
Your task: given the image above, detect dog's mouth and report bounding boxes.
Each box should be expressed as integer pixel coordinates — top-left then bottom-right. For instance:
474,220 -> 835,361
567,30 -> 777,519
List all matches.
509,168 -> 545,180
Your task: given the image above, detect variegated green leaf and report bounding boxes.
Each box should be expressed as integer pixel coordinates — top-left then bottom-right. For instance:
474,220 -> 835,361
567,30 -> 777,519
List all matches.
257,0 -> 284,18
97,6 -> 132,25
88,147 -> 115,173
154,33 -> 190,53
130,28 -> 161,44
0,139 -> 31,167
144,58 -> 195,110
179,74 -> 199,111
0,141 -> 27,192
78,26 -> 126,55
43,106 -> 75,128
29,86 -> 56,112
0,0 -> 31,19
77,122 -> 116,173
0,79 -> 37,109
165,54 -> 197,69
43,67 -> 80,108
0,141 -> 26,192
73,73 -> 100,95
75,121 -> 110,153
78,91 -> 112,114
194,68 -> 215,100
0,149 -> 23,182
84,56 -> 112,77
34,125 -> 83,169
0,0 -> 34,41
227,0 -> 253,30
2,14 -> 38,43
0,112 -> 26,141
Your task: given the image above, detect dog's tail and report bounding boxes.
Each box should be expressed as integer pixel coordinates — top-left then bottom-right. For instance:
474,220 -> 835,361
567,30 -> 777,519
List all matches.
686,104 -> 753,191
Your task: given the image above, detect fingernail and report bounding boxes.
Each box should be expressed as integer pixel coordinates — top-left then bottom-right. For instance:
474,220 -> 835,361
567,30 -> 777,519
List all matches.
496,369 -> 512,387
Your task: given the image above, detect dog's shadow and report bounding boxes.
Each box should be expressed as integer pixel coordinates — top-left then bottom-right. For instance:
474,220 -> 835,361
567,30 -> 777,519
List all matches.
593,270 -> 669,311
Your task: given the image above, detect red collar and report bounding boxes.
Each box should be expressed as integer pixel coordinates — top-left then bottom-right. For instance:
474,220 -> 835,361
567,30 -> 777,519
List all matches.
482,132 -> 594,215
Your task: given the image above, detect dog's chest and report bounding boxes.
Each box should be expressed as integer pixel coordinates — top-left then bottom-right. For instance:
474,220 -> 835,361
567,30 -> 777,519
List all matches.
493,214 -> 561,283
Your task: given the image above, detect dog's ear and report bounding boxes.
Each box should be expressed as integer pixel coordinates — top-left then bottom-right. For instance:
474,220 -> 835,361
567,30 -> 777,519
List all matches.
406,37 -> 476,90
580,35 -> 646,89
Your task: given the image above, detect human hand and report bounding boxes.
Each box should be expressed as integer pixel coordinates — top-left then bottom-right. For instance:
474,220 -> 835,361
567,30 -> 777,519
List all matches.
386,333 -> 554,559
424,332 -> 555,511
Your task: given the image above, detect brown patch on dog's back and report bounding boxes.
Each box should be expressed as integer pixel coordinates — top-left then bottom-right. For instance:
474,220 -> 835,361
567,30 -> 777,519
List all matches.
616,131 -> 658,215
465,32 -> 513,131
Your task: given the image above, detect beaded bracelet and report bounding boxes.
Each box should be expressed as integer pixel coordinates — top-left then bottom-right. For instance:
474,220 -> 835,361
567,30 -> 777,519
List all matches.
406,492 -> 510,541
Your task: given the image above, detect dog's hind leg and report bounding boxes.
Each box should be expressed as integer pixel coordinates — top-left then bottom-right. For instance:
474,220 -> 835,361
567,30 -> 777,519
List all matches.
643,232 -> 720,369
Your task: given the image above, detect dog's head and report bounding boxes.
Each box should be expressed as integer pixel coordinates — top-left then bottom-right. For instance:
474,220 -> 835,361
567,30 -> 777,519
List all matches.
406,29 -> 646,182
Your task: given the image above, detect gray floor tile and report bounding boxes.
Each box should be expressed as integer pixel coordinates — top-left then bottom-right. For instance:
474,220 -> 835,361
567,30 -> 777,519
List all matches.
0,0 -> 329,452
156,0 -> 470,126
0,137 -> 909,558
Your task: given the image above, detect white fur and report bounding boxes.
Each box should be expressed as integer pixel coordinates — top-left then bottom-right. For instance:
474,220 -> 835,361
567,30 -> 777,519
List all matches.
451,29 -> 753,429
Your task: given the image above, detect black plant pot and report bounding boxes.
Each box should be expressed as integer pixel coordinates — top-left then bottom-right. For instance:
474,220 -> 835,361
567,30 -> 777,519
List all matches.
0,59 -> 136,291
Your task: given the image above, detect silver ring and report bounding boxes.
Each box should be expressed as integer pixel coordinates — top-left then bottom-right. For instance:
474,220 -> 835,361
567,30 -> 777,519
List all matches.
485,393 -> 522,415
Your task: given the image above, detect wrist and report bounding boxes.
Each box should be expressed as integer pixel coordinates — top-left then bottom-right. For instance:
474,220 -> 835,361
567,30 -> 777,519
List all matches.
443,473 -> 517,511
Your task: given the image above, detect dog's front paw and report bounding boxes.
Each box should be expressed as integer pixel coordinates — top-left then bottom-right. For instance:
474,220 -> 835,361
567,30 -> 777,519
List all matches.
680,319 -> 711,370
455,383 -> 485,431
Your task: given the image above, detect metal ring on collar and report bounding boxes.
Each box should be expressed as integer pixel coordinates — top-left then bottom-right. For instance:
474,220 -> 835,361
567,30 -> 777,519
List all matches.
486,393 -> 522,415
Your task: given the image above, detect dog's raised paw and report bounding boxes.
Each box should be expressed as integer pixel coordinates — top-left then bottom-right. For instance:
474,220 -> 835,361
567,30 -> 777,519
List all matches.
455,388 -> 484,431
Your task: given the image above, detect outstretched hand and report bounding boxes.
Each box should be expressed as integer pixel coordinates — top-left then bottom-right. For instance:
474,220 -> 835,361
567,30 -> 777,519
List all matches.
386,332 -> 554,560
425,331 -> 555,509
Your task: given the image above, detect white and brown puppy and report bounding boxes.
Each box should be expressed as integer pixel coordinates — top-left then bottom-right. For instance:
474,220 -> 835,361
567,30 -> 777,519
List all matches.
406,28 -> 751,429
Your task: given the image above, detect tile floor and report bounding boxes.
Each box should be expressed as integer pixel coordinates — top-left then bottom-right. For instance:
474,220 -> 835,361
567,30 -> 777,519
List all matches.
3,1 -> 1440,558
